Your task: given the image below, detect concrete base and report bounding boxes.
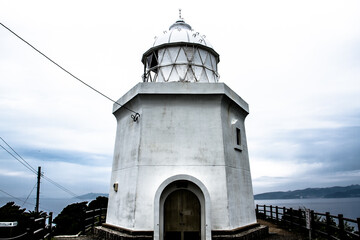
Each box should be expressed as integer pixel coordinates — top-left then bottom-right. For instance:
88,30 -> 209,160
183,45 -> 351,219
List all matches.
95,223 -> 268,240
212,224 -> 269,239
54,236 -> 90,240
95,224 -> 152,240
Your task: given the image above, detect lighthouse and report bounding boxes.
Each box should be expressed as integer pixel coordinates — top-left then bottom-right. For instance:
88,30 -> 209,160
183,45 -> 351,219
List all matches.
103,16 -> 266,240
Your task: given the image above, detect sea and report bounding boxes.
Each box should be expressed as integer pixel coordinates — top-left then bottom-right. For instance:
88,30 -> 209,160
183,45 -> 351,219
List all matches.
255,197 -> 360,220
1,197 -> 360,220
0,197 -> 91,218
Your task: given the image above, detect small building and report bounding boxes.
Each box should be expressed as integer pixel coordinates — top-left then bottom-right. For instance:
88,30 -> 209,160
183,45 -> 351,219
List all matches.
103,17 -> 266,240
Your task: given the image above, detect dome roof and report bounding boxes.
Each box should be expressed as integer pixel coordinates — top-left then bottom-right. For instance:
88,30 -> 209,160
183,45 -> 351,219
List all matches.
152,19 -> 214,49
141,18 -> 220,83
142,19 -> 219,65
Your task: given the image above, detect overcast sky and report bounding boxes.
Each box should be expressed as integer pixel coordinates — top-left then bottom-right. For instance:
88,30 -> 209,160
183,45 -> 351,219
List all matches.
1,0 -> 359,205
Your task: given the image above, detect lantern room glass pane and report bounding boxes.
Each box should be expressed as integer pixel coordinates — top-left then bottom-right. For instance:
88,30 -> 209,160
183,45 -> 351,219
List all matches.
203,52 -> 213,70
168,67 -> 179,81
192,49 -> 202,65
205,69 -> 215,82
210,55 -> 217,71
157,71 -> 165,82
161,49 -> 173,65
168,47 -> 180,63
176,65 -> 187,81
176,48 -> 188,64
184,47 -> 194,62
161,66 -> 173,81
199,68 -> 208,82
185,67 -> 195,82
198,49 -> 206,65
158,49 -> 166,64
193,66 -> 202,81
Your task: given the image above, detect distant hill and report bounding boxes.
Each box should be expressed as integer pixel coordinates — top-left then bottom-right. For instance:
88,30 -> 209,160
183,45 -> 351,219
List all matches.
254,185 -> 360,200
75,193 -> 109,200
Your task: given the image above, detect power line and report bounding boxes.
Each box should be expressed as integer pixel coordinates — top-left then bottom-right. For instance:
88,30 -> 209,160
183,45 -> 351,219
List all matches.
21,182 -> 37,208
0,137 -> 38,174
0,189 -> 31,207
41,175 -> 80,199
0,22 -> 140,121
0,188 -> 52,213
0,137 -> 81,199
0,144 -> 37,175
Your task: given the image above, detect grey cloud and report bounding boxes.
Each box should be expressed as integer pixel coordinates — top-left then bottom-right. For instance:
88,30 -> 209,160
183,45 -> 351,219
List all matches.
286,126 -> 360,171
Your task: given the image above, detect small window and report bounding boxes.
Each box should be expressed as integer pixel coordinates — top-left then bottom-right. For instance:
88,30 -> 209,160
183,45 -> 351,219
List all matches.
234,127 -> 243,152
236,128 -> 241,146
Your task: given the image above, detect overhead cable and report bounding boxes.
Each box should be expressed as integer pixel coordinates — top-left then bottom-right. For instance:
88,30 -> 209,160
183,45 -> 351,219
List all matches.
41,175 -> 81,199
0,189 -> 31,207
21,182 -> 37,208
0,188 -> 52,212
0,137 -> 38,174
0,137 -> 81,199
0,22 -> 140,121
0,144 -> 38,175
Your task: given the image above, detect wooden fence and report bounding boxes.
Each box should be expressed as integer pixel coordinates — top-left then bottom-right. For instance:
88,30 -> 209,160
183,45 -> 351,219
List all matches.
82,207 -> 107,234
256,204 -> 360,240
0,212 -> 53,240
0,208 -> 106,240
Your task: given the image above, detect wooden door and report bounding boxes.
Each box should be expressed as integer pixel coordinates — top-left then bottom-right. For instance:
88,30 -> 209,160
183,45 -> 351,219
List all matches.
164,189 -> 200,240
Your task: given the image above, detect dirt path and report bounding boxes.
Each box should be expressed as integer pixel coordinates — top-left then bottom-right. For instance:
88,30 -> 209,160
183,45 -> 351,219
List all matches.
258,219 -> 306,239
57,220 -> 306,240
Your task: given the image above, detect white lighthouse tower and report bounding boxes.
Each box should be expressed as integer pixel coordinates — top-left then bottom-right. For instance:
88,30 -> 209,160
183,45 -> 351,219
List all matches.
103,17 -> 265,240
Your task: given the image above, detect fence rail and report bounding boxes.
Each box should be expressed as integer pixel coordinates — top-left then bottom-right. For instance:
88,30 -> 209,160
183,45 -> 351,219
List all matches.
256,204 -> 360,240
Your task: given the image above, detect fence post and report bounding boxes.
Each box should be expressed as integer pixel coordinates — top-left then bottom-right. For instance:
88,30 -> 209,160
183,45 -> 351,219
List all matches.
98,208 -> 101,226
338,214 -> 345,240
256,204 -> 259,217
100,207 -> 104,225
325,212 -> 331,240
276,206 -> 279,223
48,212 -> 53,240
357,218 -> 360,240
27,217 -> 35,240
264,205 -> 267,218
310,211 -> 315,239
92,210 -> 95,234
270,205 -> 273,220
283,207 -> 286,227
82,210 -> 86,234
289,208 -> 294,230
305,209 -> 311,240
298,208 -> 302,230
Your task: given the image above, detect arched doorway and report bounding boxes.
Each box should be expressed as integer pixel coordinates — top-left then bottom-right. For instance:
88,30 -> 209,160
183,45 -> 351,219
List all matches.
154,175 -> 212,240
164,189 -> 200,240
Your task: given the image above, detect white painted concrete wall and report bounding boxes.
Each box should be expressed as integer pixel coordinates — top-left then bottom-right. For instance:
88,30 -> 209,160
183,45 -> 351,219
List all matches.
106,82 -> 256,232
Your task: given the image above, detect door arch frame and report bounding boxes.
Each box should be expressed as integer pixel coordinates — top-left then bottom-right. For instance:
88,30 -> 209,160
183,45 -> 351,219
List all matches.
154,175 -> 212,240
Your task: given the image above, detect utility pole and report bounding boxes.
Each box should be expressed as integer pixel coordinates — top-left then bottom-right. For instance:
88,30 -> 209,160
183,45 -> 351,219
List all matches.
35,166 -> 41,214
